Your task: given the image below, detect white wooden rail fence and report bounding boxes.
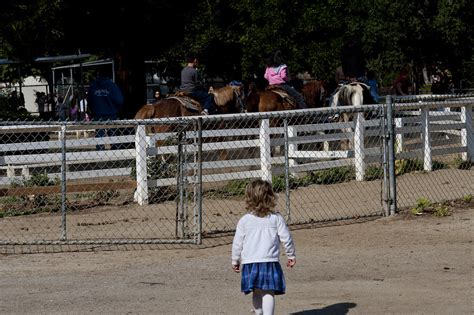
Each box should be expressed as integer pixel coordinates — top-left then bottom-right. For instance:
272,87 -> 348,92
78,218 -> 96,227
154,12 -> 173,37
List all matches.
1,101 -> 472,205
394,104 -> 473,171
134,102 -> 472,205
0,124 -> 135,186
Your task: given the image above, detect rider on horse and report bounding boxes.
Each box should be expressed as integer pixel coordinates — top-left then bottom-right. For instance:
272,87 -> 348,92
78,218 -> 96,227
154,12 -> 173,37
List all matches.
179,54 -> 216,115
264,50 -> 307,109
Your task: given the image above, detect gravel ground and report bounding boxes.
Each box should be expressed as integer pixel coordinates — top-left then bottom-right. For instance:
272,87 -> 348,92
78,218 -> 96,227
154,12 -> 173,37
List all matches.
0,201 -> 472,315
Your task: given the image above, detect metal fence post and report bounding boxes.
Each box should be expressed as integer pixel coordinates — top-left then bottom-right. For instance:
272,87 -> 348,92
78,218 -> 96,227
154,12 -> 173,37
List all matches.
60,123 -> 67,241
381,104 -> 390,216
386,96 -> 397,215
283,118 -> 291,222
176,130 -> 185,239
196,118 -> 203,244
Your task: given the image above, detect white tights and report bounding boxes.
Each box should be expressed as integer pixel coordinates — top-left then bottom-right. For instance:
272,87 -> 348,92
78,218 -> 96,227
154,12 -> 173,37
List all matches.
252,289 -> 275,315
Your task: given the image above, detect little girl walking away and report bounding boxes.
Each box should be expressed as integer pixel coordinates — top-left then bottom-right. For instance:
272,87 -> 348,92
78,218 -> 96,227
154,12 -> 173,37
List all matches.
232,179 -> 296,315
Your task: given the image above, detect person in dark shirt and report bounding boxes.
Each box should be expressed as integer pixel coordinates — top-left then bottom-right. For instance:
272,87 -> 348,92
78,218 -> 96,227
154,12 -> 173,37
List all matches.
179,54 -> 216,115
87,70 -> 124,120
87,68 -> 124,150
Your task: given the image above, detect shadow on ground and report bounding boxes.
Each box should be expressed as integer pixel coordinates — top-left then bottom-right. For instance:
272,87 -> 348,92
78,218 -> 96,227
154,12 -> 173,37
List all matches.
291,302 -> 357,315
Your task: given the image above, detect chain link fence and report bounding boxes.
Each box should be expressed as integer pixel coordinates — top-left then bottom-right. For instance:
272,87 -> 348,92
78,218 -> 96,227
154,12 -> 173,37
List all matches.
0,94 -> 472,252
391,94 -> 473,210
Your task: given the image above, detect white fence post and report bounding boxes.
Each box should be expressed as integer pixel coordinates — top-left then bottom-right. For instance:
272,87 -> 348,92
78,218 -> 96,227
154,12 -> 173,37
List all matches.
135,125 -> 149,205
6,165 -> 14,178
21,165 -> 30,178
395,117 -> 404,153
260,119 -> 272,182
354,113 -> 365,181
421,106 -> 432,171
461,104 -> 473,161
288,126 -> 297,175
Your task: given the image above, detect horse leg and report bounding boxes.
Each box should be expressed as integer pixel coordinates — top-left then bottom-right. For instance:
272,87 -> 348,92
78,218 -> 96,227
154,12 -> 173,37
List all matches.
340,113 -> 353,151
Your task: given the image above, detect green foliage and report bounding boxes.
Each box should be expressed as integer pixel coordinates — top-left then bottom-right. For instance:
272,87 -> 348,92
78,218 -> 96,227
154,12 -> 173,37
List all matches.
463,194 -> 472,203
433,205 -> 449,217
130,155 -> 177,180
3,173 -> 61,217
11,173 -> 58,188
365,165 -> 384,181
307,166 -> 356,185
272,174 -> 299,193
409,198 -> 451,217
411,197 -> 431,215
452,156 -> 472,170
222,178 -> 252,197
2,0 -> 474,94
92,190 -> 119,204
395,159 -> 424,175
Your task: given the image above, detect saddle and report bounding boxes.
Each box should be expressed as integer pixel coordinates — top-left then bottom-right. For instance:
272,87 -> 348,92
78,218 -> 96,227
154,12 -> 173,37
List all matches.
168,92 -> 202,112
266,85 -> 297,108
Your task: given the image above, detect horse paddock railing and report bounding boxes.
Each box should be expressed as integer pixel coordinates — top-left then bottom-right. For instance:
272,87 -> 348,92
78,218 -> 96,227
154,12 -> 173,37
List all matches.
134,99 -> 472,206
0,123 -> 136,187
393,99 -> 473,171
134,105 -> 385,205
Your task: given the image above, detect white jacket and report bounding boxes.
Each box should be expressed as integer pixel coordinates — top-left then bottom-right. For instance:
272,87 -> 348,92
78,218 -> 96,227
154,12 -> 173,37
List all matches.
232,212 -> 296,265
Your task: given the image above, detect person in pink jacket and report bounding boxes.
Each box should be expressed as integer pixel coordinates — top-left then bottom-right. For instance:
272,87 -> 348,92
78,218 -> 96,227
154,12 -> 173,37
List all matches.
264,50 -> 306,109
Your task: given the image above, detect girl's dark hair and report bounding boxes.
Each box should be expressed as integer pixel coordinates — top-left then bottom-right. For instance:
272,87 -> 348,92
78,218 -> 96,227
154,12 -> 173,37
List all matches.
265,50 -> 284,67
245,179 -> 277,217
186,54 -> 197,63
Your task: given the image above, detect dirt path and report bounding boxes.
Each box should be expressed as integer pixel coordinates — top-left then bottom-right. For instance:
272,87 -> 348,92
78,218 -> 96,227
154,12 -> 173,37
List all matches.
1,203 -> 472,314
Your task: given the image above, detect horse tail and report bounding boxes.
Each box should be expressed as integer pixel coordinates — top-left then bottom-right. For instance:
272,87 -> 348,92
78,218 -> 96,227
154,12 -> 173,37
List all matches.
330,88 -> 340,108
350,85 -> 364,106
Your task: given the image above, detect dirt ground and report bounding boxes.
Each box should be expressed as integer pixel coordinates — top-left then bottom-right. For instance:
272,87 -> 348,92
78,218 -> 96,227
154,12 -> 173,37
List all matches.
0,201 -> 472,315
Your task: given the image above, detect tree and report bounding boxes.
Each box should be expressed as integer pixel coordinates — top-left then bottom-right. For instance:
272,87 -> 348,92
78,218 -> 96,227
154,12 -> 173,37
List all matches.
2,0 -> 473,116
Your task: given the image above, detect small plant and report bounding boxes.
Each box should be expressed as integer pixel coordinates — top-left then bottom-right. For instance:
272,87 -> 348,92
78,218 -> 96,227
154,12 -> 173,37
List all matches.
463,194 -> 472,203
411,197 -> 431,215
432,160 -> 447,170
309,166 -> 355,185
92,190 -> 119,203
452,156 -> 472,170
11,173 -> 59,188
365,165 -> 384,181
272,174 -> 299,192
395,159 -> 424,175
223,179 -> 251,196
433,205 -> 449,217
130,155 -> 177,179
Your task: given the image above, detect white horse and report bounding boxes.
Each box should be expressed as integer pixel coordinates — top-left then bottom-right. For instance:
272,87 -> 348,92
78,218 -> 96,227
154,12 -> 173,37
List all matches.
330,82 -> 374,108
329,82 -> 376,149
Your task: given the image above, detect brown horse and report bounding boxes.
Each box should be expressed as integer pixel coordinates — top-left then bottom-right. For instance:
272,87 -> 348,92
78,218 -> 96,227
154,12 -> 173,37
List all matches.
245,86 -> 294,113
135,85 -> 245,132
301,80 -> 329,108
245,79 -> 329,113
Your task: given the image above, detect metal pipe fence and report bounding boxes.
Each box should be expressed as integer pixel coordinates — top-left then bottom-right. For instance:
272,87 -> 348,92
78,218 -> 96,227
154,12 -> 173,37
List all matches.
0,94 -> 472,251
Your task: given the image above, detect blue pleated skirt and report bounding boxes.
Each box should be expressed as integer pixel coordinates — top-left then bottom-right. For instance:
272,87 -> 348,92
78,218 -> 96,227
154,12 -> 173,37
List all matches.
241,262 -> 286,295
